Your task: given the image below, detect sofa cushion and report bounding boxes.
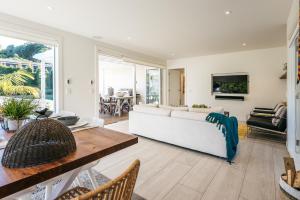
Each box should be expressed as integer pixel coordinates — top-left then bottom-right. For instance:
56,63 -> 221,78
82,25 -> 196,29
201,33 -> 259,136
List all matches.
133,105 -> 171,116
189,106 -> 224,114
159,105 -> 189,111
171,110 -> 208,121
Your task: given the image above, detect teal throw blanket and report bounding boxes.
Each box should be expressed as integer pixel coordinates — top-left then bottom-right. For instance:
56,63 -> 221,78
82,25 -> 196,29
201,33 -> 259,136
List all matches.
206,112 -> 239,163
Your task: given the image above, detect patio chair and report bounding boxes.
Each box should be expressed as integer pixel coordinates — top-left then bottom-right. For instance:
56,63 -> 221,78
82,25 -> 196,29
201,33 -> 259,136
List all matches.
100,97 -> 111,114
252,102 -> 285,115
247,106 -> 287,137
121,101 -> 130,113
110,97 -> 118,115
56,159 -> 140,200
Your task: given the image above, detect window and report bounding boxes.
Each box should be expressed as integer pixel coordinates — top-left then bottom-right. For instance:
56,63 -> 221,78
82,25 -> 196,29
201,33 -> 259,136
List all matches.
0,35 -> 57,110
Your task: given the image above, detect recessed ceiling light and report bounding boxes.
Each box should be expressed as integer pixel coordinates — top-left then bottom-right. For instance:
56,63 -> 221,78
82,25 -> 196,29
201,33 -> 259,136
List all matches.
242,43 -> 247,47
47,6 -> 53,11
225,10 -> 232,15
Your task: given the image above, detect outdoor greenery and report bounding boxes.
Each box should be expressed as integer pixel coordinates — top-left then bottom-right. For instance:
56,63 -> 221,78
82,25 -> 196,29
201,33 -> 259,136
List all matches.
0,98 -> 37,120
0,42 -> 54,98
218,82 -> 247,94
0,66 -> 40,97
0,43 -> 49,61
45,68 -> 54,100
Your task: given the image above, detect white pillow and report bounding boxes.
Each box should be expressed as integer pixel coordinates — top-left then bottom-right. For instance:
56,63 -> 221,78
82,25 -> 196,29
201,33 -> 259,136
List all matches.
133,105 -> 171,116
159,105 -> 188,111
189,106 -> 224,114
189,107 -> 211,113
210,106 -> 224,113
171,110 -> 208,121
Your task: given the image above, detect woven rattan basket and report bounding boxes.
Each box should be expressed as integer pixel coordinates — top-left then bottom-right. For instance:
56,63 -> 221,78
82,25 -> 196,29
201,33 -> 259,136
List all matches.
1,118 -> 77,168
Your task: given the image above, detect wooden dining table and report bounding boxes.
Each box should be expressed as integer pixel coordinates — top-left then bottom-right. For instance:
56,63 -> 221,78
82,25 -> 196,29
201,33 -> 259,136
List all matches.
0,127 -> 138,199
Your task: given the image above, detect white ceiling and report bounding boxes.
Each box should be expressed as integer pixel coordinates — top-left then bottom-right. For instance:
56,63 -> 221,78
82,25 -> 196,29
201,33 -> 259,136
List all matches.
0,0 -> 292,59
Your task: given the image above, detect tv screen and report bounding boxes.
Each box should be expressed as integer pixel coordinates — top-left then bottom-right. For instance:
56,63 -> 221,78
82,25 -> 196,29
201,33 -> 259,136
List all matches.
212,74 -> 248,94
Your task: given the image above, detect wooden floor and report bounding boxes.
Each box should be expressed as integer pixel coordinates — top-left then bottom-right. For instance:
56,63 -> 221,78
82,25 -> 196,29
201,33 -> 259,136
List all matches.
99,113 -> 128,125
95,121 -> 290,200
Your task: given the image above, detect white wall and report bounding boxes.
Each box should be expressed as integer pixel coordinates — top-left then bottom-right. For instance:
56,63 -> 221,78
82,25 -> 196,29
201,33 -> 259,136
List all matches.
99,61 -> 134,96
62,33 -> 96,118
287,0 -> 299,40
168,47 -> 287,121
0,12 -> 166,118
286,0 -> 299,168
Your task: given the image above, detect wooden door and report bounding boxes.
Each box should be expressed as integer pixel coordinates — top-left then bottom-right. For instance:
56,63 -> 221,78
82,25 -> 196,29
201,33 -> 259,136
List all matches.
168,70 -> 181,106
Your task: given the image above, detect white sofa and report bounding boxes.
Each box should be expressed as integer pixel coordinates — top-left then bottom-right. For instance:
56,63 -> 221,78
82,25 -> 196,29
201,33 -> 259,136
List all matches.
129,105 -> 227,158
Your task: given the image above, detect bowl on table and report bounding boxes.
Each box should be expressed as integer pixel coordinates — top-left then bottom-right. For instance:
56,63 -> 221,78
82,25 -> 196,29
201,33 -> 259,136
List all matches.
57,116 -> 80,126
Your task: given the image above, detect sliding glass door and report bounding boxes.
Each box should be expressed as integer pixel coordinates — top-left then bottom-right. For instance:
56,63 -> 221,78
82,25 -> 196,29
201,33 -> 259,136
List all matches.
146,68 -> 161,104
98,55 -> 162,106
135,65 -> 161,105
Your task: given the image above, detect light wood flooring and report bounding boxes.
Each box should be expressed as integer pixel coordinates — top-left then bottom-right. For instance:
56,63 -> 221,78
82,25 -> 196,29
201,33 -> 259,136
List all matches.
94,121 -> 290,200
99,113 -> 128,125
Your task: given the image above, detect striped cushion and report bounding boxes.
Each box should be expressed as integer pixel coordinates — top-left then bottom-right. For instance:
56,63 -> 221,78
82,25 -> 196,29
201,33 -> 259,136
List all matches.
272,106 -> 286,126
274,103 -> 284,112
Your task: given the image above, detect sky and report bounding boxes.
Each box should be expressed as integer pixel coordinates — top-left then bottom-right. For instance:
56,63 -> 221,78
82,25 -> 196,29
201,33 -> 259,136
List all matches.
0,35 -> 27,49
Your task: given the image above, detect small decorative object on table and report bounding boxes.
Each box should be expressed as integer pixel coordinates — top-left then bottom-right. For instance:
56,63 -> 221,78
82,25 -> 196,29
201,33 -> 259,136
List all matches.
224,111 -> 230,117
0,98 -> 37,131
192,104 -> 208,108
57,116 -> 80,126
35,108 -> 53,119
1,118 -> 77,168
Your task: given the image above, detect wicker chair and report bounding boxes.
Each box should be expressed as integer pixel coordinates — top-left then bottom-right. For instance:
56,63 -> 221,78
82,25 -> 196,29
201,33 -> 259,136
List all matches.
56,159 -> 140,200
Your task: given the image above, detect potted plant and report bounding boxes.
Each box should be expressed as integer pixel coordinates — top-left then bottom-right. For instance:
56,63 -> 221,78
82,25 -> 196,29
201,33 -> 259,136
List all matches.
0,98 -> 37,131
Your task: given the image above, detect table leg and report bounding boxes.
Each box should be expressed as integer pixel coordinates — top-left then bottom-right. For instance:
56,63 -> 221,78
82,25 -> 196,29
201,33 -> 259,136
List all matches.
49,167 -> 82,199
117,99 -> 121,117
87,169 -> 98,189
74,177 -> 81,187
44,184 -> 53,200
6,160 -> 100,200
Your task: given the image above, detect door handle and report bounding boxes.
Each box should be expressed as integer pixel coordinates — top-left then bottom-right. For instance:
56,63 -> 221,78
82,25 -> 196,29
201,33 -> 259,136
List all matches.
296,93 -> 300,99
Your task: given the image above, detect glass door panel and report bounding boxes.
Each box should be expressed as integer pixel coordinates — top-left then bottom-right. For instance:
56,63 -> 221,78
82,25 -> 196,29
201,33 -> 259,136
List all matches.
146,68 -> 161,104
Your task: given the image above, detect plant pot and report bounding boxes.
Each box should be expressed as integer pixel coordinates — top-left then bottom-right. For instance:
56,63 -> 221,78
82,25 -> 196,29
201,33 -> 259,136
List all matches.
6,119 -> 24,131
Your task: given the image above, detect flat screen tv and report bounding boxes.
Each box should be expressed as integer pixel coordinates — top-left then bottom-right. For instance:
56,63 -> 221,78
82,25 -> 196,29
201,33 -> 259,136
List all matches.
212,74 -> 248,94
